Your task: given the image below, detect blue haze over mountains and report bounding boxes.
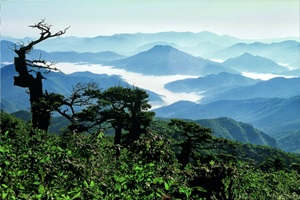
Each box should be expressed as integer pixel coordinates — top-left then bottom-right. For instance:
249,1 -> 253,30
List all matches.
1,31 -> 299,152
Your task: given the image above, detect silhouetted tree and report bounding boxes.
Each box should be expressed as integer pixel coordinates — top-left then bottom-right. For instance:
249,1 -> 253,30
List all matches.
58,85 -> 155,157
168,119 -> 213,168
13,20 -> 69,131
102,86 -> 155,156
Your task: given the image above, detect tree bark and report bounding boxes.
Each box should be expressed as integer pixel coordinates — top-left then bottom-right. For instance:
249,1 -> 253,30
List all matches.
114,126 -> 122,158
14,56 -> 50,131
12,20 -> 68,132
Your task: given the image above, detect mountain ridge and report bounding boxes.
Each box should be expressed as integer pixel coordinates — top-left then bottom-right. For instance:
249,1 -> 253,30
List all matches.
0,64 -> 164,113
165,72 -> 260,95
1,40 -> 125,65
196,117 -> 278,148
109,45 -> 234,76
222,53 -> 288,74
207,40 -> 300,69
153,96 -> 300,135
10,110 -> 278,150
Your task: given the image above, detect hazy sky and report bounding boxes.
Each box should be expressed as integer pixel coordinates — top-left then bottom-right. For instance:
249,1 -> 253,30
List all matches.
1,0 -> 299,39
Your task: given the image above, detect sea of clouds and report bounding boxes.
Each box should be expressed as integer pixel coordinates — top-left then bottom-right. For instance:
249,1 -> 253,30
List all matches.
57,63 -> 203,108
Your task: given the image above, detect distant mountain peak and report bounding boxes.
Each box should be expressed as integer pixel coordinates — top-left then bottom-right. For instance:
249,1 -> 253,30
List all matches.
109,44 -> 233,76
147,44 -> 180,54
223,52 -> 287,73
240,52 -> 254,57
152,44 -> 173,49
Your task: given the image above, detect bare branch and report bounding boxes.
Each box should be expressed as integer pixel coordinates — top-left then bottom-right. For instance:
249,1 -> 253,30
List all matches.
26,58 -> 62,73
15,19 -> 70,56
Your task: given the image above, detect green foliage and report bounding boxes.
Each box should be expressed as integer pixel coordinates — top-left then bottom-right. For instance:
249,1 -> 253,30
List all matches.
232,165 -> 300,199
0,111 -> 29,134
0,118 -> 189,199
102,86 -> 155,143
1,106 -> 300,199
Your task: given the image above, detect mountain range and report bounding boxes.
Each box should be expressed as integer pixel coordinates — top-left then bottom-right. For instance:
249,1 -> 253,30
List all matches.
10,109 -> 278,150
207,40 -> 300,69
1,31 -> 299,153
222,53 -> 288,74
165,73 -> 299,103
3,32 -> 298,68
0,64 -> 164,113
209,77 -> 300,101
1,40 -> 124,67
153,96 -> 300,136
3,31 -> 242,55
108,45 -> 235,76
165,72 -> 261,101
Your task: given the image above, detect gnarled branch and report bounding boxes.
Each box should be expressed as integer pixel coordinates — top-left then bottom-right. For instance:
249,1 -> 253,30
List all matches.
15,19 -> 70,56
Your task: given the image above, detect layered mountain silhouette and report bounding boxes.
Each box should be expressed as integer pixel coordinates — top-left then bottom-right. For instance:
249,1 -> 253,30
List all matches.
207,40 -> 300,69
222,53 -> 288,74
210,77 -> 300,102
1,40 -> 124,66
2,32 -> 299,154
165,72 -> 260,95
165,74 -> 299,103
16,31 -> 243,55
153,96 -> 300,135
109,45 -> 234,75
0,64 -> 164,113
276,131 -> 300,153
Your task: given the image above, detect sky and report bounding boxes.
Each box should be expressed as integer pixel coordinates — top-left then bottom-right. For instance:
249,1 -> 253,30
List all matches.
1,0 -> 299,39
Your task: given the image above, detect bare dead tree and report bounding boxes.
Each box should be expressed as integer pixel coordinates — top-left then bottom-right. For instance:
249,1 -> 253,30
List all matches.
13,19 -> 69,131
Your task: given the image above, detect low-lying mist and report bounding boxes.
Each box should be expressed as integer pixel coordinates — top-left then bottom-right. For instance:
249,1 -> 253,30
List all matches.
58,63 -> 203,107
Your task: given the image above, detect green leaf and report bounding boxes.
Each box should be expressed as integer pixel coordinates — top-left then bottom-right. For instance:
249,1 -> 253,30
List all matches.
195,186 -> 207,192
134,166 -> 143,171
97,132 -> 104,139
2,192 -> 8,199
156,192 -> 161,197
164,182 -> 170,190
66,150 -> 72,155
71,191 -> 81,199
4,131 -> 9,137
0,146 -> 9,153
56,146 -> 63,152
209,160 -> 215,166
38,184 -> 45,194
115,176 -> 126,183
153,177 -> 164,184
83,180 -> 88,188
148,163 -> 155,167
179,186 -> 192,197
90,180 -> 95,187
17,170 -> 23,176
4,161 -> 10,166
1,184 -> 8,188
38,167 -> 46,181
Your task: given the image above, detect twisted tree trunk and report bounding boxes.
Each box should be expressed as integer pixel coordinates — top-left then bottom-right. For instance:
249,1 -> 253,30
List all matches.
14,56 -> 49,131
13,20 -> 69,131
